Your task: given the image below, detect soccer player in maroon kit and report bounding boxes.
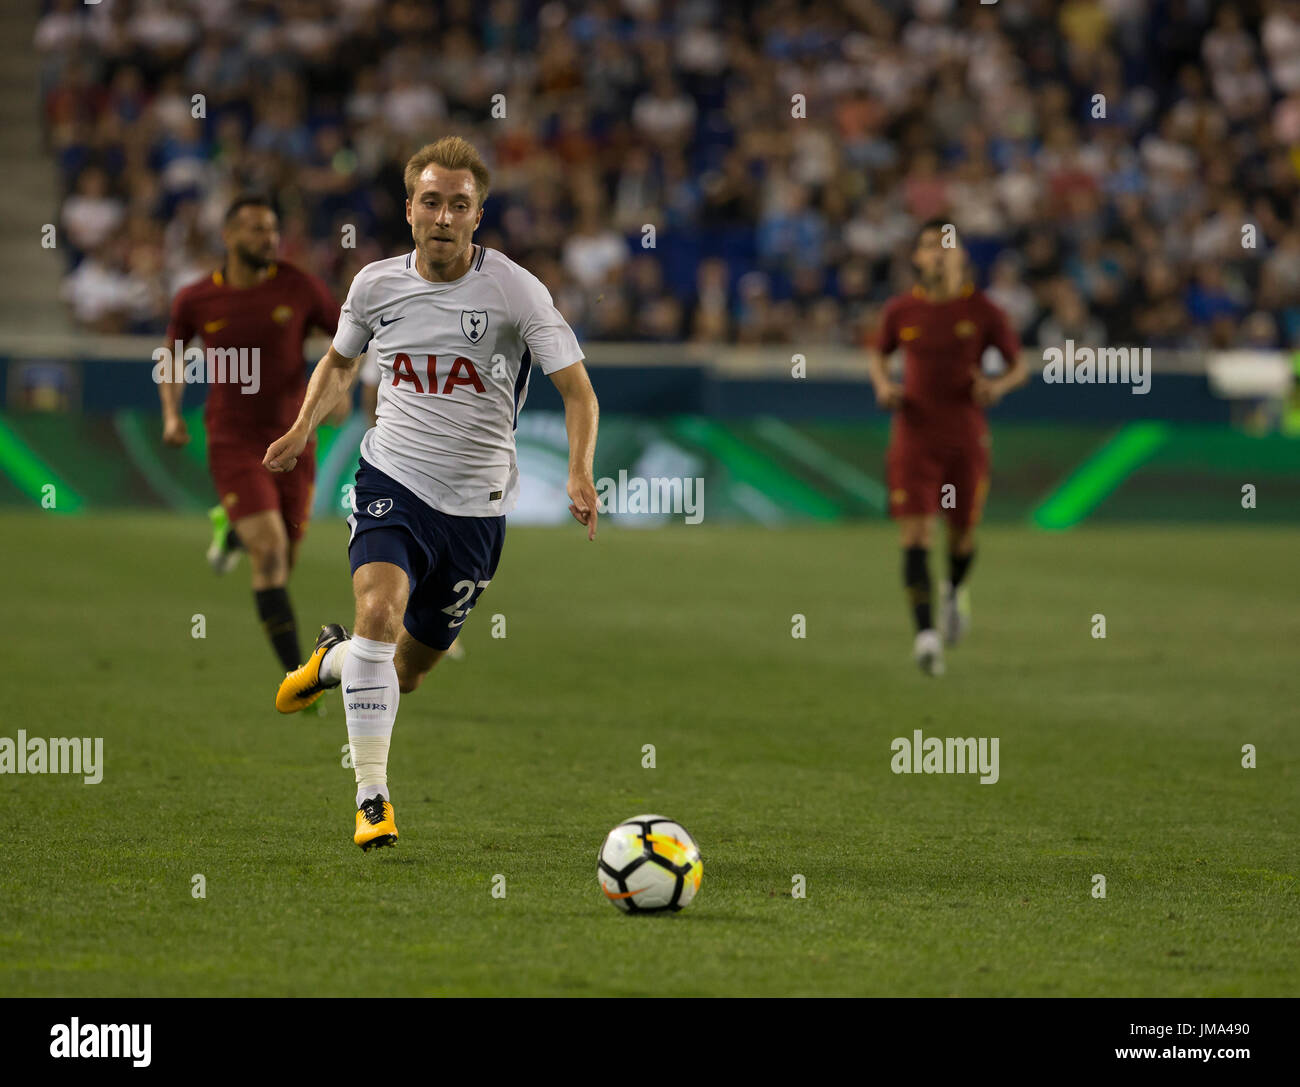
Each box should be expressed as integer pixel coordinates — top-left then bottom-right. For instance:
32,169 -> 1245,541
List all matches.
867,220 -> 1030,675
159,195 -> 344,675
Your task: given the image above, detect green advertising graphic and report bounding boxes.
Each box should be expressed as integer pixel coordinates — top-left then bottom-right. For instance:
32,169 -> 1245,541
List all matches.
0,409 -> 1297,525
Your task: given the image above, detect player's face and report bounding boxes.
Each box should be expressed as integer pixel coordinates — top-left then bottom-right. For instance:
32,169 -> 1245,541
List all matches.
224,206 -> 279,269
407,167 -> 483,265
913,229 -> 947,284
914,230 -> 968,290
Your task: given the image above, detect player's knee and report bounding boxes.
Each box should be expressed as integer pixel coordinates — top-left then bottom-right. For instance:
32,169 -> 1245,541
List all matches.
947,519 -> 976,552
247,540 -> 288,581
901,525 -> 931,549
353,591 -> 403,642
397,670 -> 423,695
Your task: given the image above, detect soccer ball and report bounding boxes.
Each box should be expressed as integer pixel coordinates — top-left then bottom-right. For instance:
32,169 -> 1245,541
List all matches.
597,814 -> 703,913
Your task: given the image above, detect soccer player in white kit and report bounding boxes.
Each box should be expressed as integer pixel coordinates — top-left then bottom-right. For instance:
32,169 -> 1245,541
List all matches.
264,137 -> 600,851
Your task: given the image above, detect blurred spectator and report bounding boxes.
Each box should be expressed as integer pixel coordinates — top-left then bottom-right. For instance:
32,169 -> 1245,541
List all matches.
60,233 -> 155,333
757,184 -> 826,271
986,256 -> 1038,337
1259,229 -> 1300,309
1036,282 -> 1107,347
688,258 -> 731,344
1238,310 -> 1280,348
1185,263 -> 1249,326
631,74 -> 697,149
1262,1 -> 1300,92
61,164 -> 126,260
562,207 -> 628,290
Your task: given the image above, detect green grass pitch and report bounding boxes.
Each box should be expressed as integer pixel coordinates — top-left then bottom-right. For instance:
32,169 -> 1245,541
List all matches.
1,511 -> 1296,996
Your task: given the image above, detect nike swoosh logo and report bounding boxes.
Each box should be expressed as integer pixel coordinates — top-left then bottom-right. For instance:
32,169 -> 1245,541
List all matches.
601,885 -> 648,900
203,319 -> 228,333
378,314 -> 405,326
344,685 -> 387,693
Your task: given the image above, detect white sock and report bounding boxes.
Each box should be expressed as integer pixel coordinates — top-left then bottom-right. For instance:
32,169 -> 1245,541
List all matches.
321,639 -> 350,683
342,634 -> 398,807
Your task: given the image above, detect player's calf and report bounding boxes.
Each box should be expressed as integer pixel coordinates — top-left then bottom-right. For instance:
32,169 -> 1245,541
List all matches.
902,537 -> 945,675
939,581 -> 971,647
941,539 -> 976,647
393,629 -> 448,694
903,542 -> 935,631
237,510 -> 291,590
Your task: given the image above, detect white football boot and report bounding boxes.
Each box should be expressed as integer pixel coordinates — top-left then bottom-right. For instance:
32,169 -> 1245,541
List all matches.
913,628 -> 945,676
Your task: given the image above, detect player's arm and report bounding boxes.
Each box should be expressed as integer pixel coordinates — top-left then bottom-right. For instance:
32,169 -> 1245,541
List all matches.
867,347 -> 903,409
321,368 -> 357,426
305,334 -> 356,426
306,276 -> 351,425
550,361 -> 600,540
867,300 -> 903,409
264,344 -> 362,473
158,341 -> 189,446
972,350 -> 1030,407
972,302 -> 1028,407
158,294 -> 194,446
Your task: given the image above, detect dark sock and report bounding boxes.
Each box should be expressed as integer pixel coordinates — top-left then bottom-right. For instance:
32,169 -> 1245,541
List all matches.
225,527 -> 242,551
903,546 -> 932,632
949,549 -> 975,588
255,587 -> 301,671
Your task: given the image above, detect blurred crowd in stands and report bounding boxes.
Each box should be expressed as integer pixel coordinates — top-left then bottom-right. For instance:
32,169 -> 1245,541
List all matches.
35,0 -> 1300,351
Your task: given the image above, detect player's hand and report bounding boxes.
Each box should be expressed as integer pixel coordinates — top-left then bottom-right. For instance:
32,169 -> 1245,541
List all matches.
162,414 -> 189,447
972,375 -> 1003,407
874,380 -> 903,410
264,427 -> 308,473
567,470 -> 598,540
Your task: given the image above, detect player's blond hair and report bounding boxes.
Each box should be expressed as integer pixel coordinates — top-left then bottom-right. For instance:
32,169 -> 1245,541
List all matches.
404,136 -> 491,209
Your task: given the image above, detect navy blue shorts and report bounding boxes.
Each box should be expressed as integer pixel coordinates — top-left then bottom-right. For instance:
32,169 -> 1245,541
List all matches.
347,457 -> 505,650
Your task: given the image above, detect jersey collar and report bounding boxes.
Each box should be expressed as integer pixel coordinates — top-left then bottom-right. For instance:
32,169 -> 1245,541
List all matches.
911,282 -> 974,301
406,245 -> 483,281
213,262 -> 277,287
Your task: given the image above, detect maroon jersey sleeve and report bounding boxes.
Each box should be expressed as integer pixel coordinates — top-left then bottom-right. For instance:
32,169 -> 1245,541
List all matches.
982,294 -> 1020,364
164,285 -> 197,345
304,272 -> 340,337
872,296 -> 902,354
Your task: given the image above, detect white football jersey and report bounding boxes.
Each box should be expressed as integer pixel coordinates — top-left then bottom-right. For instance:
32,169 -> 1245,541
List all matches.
333,244 -> 582,516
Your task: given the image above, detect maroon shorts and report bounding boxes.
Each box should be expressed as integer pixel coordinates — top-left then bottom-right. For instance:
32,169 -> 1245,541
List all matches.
209,440 -> 316,542
886,430 -> 990,530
